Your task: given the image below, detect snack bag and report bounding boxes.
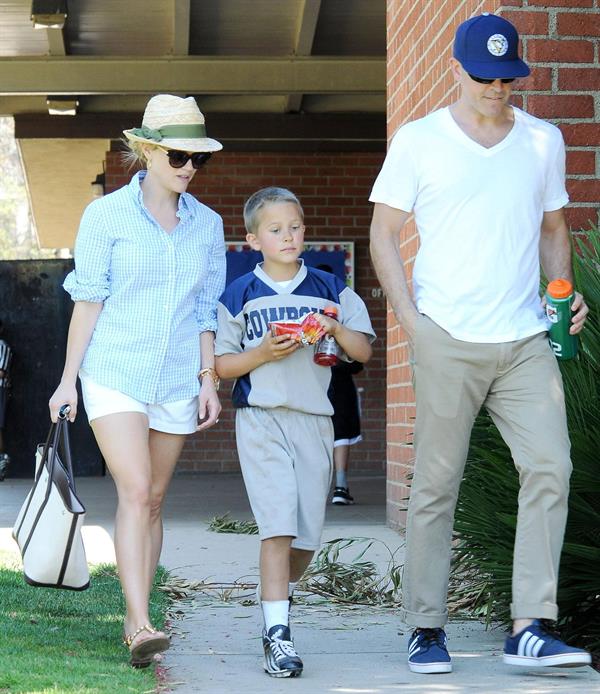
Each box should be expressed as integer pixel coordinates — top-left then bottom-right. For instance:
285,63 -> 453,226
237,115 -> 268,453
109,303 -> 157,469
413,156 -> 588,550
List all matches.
269,312 -> 324,345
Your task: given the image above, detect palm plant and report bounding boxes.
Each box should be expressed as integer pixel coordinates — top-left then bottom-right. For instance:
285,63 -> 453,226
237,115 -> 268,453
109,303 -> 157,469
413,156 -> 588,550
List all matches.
451,226 -> 600,651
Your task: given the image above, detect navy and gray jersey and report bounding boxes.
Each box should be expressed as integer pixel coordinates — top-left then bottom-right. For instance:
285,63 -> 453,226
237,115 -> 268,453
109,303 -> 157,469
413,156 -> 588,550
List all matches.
215,261 -> 375,416
0,339 -> 11,388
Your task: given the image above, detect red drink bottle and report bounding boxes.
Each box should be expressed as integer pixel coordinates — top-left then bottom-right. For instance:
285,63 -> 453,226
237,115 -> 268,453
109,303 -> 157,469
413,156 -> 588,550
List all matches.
314,307 -> 341,366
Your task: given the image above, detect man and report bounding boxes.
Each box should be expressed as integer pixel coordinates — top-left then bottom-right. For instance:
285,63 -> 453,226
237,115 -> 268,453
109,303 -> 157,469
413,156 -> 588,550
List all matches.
0,319 -> 12,481
369,13 -> 590,674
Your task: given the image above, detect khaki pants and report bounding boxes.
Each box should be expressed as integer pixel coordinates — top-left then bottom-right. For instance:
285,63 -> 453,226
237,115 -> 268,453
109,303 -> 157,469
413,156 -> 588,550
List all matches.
401,315 -> 572,628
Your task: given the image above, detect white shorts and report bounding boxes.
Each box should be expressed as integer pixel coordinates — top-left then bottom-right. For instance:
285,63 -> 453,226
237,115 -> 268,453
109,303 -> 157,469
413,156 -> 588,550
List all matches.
79,371 -> 198,435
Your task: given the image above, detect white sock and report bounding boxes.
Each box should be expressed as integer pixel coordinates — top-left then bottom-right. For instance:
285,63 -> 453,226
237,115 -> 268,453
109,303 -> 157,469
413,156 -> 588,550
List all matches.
336,470 -> 348,488
262,600 -> 290,630
288,581 -> 297,598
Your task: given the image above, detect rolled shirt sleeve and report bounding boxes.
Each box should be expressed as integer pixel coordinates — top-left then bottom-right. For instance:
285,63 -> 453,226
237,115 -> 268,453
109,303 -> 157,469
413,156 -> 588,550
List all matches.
63,200 -> 112,303
195,216 -> 226,334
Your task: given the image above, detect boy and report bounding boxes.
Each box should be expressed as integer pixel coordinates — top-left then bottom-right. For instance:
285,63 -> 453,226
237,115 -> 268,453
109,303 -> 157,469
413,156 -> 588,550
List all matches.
215,187 -> 374,677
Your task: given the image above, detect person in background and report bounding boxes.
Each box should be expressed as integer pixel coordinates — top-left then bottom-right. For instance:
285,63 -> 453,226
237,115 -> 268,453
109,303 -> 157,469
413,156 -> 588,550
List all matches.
49,94 -> 225,667
315,263 -> 365,506
0,320 -> 12,481
369,13 -> 590,676
329,359 -> 364,505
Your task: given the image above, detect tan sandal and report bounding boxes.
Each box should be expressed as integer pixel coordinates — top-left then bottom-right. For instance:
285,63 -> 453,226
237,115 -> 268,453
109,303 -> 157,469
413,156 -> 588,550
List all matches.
123,624 -> 170,668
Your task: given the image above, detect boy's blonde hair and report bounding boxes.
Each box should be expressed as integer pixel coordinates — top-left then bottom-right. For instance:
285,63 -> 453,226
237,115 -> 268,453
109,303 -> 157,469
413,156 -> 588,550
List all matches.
243,187 -> 304,235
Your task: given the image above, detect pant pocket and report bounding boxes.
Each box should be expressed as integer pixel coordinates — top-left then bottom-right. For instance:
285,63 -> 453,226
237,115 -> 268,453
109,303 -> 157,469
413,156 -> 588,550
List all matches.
414,317 -> 465,419
411,313 -> 428,367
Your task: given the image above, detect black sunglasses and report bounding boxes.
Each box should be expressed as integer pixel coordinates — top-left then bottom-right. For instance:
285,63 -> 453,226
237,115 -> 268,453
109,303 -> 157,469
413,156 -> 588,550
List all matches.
468,73 -> 515,85
159,147 -> 212,169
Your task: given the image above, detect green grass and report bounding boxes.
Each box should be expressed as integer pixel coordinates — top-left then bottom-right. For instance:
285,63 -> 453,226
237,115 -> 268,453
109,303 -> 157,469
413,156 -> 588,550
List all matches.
0,551 -> 169,693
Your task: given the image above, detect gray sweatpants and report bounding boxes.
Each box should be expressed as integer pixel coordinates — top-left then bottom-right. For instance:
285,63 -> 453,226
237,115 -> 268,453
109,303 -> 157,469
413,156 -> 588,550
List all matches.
401,315 -> 572,628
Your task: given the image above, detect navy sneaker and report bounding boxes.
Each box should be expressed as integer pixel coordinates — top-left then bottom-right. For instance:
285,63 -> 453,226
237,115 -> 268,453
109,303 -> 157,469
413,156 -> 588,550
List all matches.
407,627 -> 452,674
262,624 -> 303,678
504,620 -> 591,668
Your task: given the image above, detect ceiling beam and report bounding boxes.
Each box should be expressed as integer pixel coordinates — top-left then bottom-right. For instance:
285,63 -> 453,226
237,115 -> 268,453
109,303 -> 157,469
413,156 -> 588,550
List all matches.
172,0 -> 190,56
295,0 -> 322,55
286,0 -> 321,113
14,112 -> 386,151
0,57 -> 384,95
46,27 -> 66,56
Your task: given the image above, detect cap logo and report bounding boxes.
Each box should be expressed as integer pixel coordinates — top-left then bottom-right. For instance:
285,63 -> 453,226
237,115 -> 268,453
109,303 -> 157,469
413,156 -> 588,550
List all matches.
487,33 -> 508,56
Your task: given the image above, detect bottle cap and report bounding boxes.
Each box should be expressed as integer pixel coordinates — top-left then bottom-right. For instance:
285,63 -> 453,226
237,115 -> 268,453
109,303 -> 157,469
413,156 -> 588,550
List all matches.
323,306 -> 338,317
547,279 -> 573,299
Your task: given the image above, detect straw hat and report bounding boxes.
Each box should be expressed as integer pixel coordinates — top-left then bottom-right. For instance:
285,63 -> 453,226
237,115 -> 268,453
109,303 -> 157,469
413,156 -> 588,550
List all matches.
123,94 -> 222,153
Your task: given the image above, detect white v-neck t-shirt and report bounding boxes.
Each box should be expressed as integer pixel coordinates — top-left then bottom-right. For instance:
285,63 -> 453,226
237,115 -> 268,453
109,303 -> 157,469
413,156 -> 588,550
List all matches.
370,106 -> 569,343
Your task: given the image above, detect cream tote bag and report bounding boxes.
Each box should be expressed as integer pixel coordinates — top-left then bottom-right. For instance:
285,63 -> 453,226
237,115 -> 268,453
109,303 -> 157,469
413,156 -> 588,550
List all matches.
13,407 -> 89,590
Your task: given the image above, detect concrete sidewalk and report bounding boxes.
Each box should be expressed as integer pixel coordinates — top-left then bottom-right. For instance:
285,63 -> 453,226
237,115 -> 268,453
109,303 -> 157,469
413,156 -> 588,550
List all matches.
1,473 -> 598,693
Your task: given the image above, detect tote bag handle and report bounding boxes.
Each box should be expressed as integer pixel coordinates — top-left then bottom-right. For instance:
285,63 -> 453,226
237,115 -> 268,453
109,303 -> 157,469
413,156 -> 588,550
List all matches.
34,405 -> 74,487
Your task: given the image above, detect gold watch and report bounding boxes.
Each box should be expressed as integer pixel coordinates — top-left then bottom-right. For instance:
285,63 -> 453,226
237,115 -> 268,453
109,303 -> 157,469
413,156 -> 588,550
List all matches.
198,367 -> 220,390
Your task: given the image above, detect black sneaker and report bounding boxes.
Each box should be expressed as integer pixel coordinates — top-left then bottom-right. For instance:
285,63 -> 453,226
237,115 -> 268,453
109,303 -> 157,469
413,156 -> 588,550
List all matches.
262,625 -> 303,678
332,486 -> 354,505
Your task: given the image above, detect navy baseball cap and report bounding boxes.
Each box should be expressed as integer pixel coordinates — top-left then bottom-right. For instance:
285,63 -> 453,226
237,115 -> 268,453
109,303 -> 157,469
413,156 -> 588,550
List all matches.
453,13 -> 530,79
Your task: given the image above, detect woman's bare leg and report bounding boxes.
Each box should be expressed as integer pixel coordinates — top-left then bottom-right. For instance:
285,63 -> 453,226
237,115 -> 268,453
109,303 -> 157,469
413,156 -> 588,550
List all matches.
147,429 -> 187,588
91,412 -> 156,639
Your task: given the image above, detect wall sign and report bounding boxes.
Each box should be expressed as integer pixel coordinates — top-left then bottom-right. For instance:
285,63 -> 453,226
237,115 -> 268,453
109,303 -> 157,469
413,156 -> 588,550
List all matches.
226,241 -> 355,289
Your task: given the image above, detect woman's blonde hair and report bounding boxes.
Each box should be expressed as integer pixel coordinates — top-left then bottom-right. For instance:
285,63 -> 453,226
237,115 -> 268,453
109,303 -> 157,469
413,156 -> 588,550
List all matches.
121,138 -> 155,170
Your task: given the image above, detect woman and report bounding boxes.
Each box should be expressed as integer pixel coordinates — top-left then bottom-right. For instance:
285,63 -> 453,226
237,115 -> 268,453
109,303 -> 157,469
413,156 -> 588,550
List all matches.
49,94 -> 225,667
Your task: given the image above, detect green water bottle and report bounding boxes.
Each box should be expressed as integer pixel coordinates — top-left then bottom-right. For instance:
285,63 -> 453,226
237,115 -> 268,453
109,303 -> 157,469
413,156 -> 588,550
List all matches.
545,279 -> 578,360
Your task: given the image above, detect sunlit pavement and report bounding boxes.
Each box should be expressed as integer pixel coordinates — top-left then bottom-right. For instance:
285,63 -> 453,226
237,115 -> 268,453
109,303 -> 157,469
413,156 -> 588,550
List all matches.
1,474 -> 598,693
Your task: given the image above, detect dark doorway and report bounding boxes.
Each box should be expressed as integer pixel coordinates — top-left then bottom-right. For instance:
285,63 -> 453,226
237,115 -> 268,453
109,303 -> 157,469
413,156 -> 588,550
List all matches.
0,259 -> 103,477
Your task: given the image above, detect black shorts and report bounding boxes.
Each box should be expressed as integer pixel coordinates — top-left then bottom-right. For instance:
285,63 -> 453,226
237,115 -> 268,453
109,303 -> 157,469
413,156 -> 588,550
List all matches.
328,367 -> 361,443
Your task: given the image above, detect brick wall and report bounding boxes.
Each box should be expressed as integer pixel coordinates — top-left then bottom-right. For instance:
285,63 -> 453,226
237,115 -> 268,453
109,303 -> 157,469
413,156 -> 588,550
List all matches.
104,149 -> 387,475
506,1 -> 600,229
385,0 -> 599,528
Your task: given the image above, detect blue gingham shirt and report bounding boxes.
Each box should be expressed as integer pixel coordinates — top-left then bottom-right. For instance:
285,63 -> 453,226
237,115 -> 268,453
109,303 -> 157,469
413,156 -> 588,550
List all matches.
63,172 -> 226,403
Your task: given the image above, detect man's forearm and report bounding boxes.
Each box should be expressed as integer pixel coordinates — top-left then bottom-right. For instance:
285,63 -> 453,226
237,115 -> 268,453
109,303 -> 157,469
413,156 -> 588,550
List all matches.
370,231 -> 417,328
540,214 -> 573,285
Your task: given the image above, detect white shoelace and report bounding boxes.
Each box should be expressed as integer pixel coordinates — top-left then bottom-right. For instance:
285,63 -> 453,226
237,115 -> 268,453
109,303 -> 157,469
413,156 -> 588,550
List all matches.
270,638 -> 298,660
